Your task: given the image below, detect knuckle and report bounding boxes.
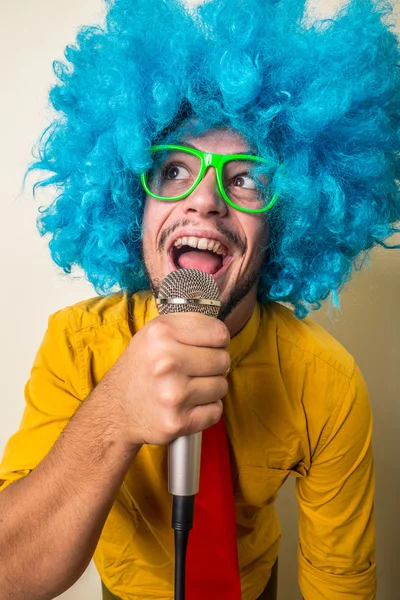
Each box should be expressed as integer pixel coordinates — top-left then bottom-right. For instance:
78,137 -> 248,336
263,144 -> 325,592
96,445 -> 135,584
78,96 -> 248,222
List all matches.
145,317 -> 169,341
153,356 -> 177,378
163,413 -> 183,437
159,383 -> 184,409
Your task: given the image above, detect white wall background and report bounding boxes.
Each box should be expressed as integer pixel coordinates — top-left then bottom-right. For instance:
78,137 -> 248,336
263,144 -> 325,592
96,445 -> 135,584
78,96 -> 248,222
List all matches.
0,1 -> 399,598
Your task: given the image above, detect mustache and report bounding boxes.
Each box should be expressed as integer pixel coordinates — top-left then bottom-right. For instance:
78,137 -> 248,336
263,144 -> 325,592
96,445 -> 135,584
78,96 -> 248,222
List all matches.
158,218 -> 247,256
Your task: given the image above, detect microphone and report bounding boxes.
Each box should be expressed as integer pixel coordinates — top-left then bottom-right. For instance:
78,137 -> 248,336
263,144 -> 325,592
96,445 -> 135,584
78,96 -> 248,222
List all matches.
156,268 -> 221,600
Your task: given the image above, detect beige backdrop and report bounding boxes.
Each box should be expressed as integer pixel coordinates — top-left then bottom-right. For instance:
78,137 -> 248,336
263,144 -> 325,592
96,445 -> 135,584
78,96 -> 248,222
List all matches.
0,1 -> 399,599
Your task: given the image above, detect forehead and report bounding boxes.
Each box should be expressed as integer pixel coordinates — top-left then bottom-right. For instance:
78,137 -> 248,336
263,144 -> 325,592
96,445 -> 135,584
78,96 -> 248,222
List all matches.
180,128 -> 251,154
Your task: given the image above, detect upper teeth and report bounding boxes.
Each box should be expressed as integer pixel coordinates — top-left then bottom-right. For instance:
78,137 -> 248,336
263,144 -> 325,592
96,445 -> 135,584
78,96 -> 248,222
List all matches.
173,236 -> 227,256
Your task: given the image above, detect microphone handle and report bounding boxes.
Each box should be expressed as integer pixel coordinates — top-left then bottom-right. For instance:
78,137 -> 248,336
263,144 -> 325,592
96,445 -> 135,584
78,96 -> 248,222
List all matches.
168,432 -> 202,496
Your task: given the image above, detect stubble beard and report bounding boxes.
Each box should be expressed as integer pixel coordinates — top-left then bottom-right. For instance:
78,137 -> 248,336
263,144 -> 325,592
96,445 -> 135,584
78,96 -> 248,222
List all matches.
141,243 -> 265,323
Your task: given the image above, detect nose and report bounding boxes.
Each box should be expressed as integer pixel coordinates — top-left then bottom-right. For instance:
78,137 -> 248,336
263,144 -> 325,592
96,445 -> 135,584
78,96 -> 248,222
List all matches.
181,167 -> 228,218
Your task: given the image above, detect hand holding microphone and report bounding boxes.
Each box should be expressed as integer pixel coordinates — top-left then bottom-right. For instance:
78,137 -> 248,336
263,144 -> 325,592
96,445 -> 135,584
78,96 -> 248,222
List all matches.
98,273 -> 230,450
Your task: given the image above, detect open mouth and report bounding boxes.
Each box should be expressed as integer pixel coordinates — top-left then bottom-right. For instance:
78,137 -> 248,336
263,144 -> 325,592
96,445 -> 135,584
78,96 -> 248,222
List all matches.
169,237 -> 230,277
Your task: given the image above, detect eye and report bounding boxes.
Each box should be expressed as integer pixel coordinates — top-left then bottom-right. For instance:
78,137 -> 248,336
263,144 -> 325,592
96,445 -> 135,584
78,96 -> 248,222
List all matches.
231,174 -> 257,189
163,163 -> 190,180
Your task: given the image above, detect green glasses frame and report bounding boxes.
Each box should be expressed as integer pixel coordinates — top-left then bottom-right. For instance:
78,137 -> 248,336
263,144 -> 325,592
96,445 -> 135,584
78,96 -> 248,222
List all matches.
140,144 -> 279,214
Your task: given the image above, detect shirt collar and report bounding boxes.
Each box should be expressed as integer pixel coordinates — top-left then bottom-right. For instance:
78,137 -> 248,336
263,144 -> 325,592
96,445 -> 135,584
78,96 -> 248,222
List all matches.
227,302 -> 260,369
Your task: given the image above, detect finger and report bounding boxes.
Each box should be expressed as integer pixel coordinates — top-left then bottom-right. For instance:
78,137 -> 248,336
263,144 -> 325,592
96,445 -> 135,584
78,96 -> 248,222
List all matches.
185,399 -> 224,434
180,346 -> 231,377
160,313 -> 230,348
152,347 -> 230,379
184,375 -> 228,408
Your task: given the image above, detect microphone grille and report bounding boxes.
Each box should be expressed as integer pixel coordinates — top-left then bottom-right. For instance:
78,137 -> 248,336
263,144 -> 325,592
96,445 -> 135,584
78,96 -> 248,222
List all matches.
157,269 -> 221,318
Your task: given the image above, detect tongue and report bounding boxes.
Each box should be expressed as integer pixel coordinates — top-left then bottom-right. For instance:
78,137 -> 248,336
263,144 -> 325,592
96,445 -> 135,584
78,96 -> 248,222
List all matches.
177,250 -> 222,275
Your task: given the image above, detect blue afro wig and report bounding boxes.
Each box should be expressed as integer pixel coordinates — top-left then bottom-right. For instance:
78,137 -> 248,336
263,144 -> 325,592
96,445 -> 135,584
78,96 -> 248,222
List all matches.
31,0 -> 400,318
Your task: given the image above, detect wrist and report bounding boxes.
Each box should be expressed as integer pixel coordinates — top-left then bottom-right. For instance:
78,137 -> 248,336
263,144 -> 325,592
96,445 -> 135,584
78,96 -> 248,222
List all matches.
85,384 -> 143,457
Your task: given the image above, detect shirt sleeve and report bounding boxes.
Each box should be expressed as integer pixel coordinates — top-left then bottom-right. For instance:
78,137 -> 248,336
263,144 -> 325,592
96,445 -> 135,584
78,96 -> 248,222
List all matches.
296,363 -> 376,600
0,309 -> 84,491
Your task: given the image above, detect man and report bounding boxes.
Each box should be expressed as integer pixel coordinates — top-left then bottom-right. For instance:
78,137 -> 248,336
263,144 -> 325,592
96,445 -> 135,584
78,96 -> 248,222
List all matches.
0,0 -> 399,599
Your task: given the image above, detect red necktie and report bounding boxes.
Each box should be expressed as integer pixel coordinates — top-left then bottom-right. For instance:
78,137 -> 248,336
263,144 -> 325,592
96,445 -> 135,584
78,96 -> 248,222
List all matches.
185,417 -> 242,599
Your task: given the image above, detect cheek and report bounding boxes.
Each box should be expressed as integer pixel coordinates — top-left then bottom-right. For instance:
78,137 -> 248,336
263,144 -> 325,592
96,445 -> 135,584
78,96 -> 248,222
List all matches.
142,198 -> 178,262
143,197 -> 177,226
142,198 -> 167,242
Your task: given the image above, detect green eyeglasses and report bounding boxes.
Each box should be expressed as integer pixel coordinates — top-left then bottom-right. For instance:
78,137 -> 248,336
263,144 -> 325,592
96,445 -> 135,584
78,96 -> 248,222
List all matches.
140,144 -> 279,214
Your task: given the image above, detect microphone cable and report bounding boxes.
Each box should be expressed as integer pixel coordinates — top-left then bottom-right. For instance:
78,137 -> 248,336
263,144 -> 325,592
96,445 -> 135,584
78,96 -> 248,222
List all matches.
172,494 -> 195,600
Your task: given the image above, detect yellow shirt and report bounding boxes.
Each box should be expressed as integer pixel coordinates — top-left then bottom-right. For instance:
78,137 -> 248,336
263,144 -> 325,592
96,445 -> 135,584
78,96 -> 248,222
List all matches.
0,292 -> 376,600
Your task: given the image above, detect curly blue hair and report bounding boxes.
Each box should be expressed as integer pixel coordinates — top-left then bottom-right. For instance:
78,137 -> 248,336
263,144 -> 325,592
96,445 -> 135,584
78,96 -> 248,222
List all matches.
31,0 -> 400,318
